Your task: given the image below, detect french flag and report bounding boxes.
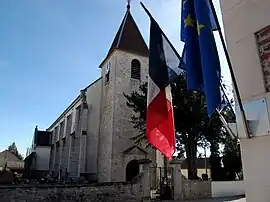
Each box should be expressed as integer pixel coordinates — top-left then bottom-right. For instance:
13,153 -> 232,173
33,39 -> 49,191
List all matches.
146,18 -> 184,160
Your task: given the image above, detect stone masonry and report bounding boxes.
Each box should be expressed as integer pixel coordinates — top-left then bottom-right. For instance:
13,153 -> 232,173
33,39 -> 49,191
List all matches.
97,49 -> 162,182
41,7 -> 163,183
0,183 -> 141,202
78,90 -> 88,177
97,55 -> 115,182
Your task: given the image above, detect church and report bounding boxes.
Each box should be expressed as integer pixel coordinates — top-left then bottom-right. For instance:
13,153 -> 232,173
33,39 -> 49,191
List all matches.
25,4 -> 163,182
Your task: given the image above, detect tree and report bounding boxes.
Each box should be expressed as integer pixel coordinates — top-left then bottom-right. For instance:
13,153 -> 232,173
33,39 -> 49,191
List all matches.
124,73 -> 227,180
125,82 -> 148,146
8,142 -> 23,160
222,137 -> 242,180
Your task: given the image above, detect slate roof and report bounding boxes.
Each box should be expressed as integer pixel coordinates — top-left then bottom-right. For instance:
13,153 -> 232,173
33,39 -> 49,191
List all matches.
100,7 -> 149,67
0,150 -> 20,163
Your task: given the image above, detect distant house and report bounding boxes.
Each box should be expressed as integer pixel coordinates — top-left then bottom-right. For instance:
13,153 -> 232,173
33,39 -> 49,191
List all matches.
24,126 -> 51,179
0,150 -> 24,172
181,158 -> 211,179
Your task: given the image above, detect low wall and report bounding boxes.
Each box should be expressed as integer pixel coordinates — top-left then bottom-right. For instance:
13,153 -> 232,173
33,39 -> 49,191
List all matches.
211,181 -> 245,198
182,180 -> 211,200
0,182 -> 142,202
181,180 -> 244,200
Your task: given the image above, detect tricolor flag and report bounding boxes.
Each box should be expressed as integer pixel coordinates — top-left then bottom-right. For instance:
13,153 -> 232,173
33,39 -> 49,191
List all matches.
146,9 -> 184,160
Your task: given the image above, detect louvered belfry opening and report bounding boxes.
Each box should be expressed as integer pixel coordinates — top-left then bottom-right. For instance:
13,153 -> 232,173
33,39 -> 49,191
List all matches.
131,59 -> 141,80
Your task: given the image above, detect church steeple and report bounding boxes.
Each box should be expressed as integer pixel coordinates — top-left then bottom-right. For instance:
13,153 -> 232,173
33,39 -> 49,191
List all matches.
126,0 -> 131,11
100,1 -> 148,67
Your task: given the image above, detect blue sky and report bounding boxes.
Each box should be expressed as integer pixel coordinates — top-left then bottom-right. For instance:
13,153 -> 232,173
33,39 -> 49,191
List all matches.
0,0 -> 230,156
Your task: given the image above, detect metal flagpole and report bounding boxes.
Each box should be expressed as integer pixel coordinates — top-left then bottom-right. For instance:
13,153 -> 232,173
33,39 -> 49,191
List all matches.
140,1 -> 174,186
208,0 -> 251,138
140,2 -> 182,60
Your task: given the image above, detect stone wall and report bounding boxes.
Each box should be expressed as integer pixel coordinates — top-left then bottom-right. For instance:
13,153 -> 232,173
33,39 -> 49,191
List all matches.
0,182 -> 142,202
182,180 -> 211,200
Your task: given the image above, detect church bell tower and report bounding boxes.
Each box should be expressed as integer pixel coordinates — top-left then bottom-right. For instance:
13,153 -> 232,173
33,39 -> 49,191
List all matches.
97,2 -> 158,182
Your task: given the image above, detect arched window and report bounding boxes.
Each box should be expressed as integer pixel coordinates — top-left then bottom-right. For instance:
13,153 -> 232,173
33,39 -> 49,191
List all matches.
131,59 -> 141,80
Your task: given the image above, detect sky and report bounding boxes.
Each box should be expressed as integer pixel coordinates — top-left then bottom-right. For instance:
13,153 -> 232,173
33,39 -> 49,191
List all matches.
0,0 -> 231,156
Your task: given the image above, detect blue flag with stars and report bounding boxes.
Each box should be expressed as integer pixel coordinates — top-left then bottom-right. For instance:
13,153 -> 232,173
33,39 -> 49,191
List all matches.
181,0 -> 221,115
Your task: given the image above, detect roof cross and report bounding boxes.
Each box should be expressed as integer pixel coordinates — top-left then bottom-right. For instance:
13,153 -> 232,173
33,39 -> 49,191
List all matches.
127,0 -> 131,11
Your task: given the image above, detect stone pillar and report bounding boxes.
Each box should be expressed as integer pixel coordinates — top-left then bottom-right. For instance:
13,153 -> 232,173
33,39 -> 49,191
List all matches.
170,159 -> 184,201
78,90 -> 88,178
78,104 -> 88,177
138,159 -> 152,202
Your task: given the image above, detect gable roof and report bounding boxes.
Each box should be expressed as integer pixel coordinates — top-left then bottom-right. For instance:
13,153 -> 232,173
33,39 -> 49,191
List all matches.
34,126 -> 51,147
123,145 -> 148,155
0,150 -> 22,163
100,8 -> 149,67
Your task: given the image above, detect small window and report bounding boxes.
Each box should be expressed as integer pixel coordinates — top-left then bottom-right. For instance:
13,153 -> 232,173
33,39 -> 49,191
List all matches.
66,114 -> 72,136
71,137 -> 76,152
75,106 -> 81,123
106,71 -> 110,83
105,62 -> 110,84
131,59 -> 141,80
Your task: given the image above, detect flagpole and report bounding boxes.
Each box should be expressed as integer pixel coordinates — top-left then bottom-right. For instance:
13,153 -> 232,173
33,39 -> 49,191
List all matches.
140,2 -> 182,60
140,1 -> 173,184
220,81 -> 234,113
208,0 -> 251,138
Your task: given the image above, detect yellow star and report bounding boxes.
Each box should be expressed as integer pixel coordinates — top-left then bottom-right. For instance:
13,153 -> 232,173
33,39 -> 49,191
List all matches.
184,14 -> 195,28
197,21 -> 205,35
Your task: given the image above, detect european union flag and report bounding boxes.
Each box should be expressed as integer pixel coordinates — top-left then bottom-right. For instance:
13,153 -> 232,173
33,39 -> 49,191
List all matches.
181,0 -> 221,115
180,0 -> 203,92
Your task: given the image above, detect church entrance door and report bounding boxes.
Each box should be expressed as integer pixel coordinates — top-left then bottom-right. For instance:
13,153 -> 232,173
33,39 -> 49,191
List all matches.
126,160 -> 139,181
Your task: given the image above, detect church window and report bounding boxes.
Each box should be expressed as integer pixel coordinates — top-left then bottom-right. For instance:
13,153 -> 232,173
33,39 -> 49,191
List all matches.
105,62 -> 111,83
71,137 -> 76,152
66,114 -> 72,136
75,106 -> 81,124
106,71 -> 110,83
131,59 -> 141,80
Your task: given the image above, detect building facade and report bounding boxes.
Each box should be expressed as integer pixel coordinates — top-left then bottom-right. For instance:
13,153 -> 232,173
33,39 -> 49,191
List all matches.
220,0 -> 270,201
24,126 -> 51,179
26,6 -> 163,183
0,150 -> 24,172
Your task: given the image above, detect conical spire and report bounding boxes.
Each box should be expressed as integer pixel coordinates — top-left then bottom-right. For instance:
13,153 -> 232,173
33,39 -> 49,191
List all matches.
100,2 -> 148,67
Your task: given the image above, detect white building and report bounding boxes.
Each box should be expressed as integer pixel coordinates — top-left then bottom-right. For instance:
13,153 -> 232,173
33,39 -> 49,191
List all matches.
24,126 -> 51,179
220,0 -> 270,201
25,5 -> 163,183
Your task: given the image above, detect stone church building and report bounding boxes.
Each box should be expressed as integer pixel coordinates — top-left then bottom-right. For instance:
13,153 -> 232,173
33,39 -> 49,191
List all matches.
26,5 -> 163,182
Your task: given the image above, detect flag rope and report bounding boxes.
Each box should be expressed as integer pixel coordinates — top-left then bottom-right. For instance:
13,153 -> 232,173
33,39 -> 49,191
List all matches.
208,0 -> 251,138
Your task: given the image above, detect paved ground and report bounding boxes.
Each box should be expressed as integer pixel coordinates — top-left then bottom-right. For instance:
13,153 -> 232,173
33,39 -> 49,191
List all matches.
162,196 -> 246,202
185,196 -> 246,202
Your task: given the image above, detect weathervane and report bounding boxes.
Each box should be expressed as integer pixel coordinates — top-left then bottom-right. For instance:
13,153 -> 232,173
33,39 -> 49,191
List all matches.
127,0 -> 131,11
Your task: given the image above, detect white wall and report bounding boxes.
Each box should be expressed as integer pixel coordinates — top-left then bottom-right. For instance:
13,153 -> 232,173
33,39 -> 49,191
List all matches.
35,147 -> 50,171
220,0 -> 269,101
85,78 -> 102,175
211,181 -> 245,198
220,0 -> 270,201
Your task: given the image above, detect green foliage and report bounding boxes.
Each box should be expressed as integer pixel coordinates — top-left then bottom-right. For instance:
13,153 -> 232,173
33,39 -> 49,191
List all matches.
124,73 -> 235,180
222,137 -> 242,180
8,142 -> 23,160
124,83 -> 147,146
